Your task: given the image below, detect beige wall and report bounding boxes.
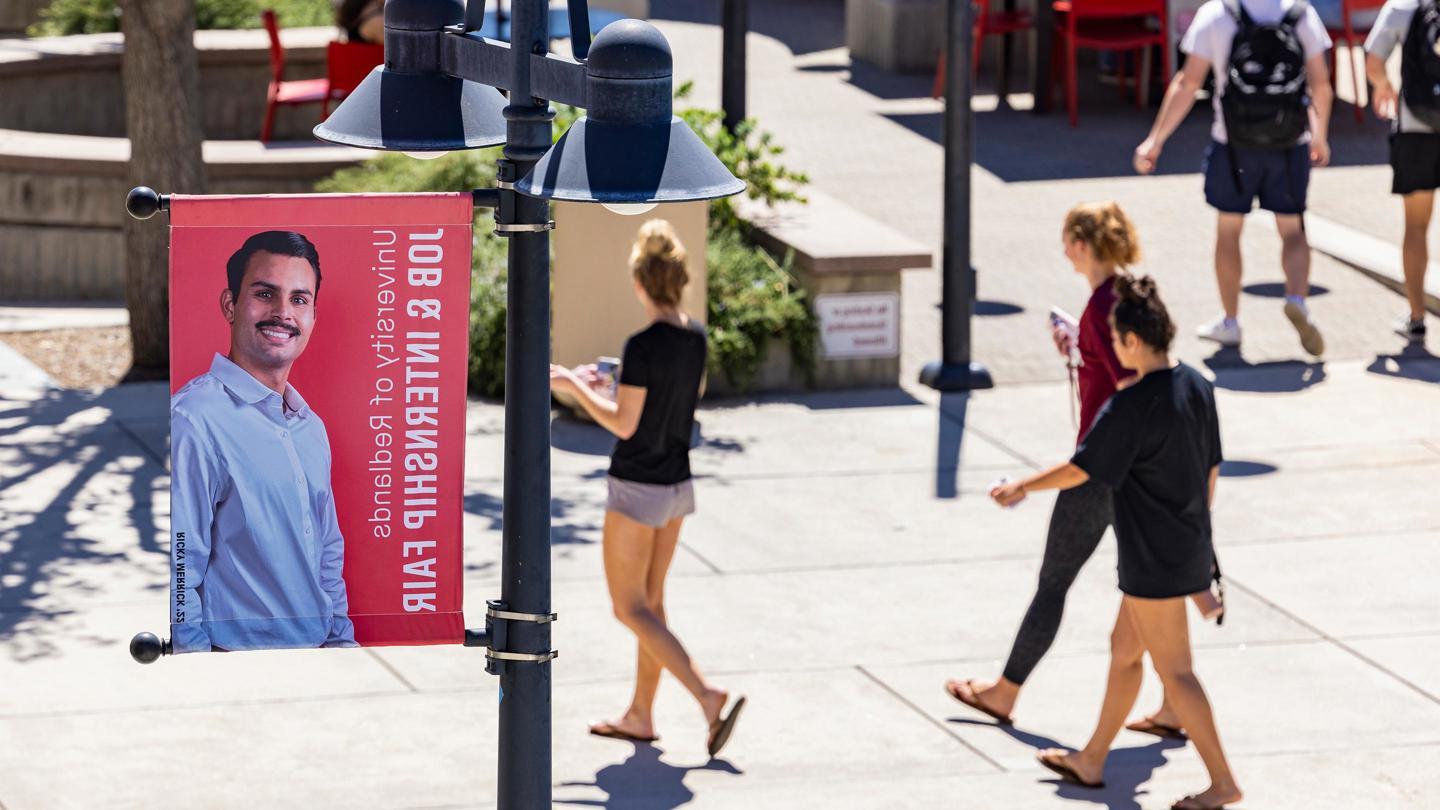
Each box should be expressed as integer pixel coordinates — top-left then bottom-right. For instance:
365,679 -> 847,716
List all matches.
551,201 -> 707,369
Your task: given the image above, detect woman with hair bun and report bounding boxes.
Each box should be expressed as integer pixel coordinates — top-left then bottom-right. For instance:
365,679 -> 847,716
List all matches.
990,276 -> 1240,810
550,219 -> 745,757
947,202 -> 1217,737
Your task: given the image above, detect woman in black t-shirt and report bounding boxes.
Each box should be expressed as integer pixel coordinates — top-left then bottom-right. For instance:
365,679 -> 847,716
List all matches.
550,219 -> 744,758
989,276 -> 1240,810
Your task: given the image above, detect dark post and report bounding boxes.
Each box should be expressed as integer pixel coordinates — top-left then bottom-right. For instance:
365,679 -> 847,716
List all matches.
721,0 -> 748,131
1030,0 -> 1054,114
498,1 -> 554,807
921,0 -> 993,391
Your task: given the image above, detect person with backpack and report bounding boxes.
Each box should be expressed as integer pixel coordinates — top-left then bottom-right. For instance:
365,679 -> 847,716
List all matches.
1135,0 -> 1333,357
1365,0 -> 1440,340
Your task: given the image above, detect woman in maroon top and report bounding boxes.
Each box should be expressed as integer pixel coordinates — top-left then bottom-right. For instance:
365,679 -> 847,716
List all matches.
946,202 -> 1218,736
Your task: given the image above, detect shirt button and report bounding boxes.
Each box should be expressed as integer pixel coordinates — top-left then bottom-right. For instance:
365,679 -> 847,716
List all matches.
304,526 -> 312,535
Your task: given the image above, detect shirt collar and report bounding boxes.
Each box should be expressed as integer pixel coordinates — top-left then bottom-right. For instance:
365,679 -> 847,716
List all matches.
209,353 -> 311,416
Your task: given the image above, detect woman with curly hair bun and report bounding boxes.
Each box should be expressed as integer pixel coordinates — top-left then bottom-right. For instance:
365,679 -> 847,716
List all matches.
550,219 -> 745,757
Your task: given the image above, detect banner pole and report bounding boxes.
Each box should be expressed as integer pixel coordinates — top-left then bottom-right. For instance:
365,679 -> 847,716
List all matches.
497,1 -> 555,807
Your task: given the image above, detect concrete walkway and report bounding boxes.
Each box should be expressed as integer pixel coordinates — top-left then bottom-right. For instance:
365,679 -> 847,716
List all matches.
2,3 -> 1439,808
2,349 -> 1439,808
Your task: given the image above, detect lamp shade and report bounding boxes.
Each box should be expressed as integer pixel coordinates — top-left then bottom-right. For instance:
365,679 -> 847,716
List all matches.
513,19 -> 744,203
314,67 -> 508,152
515,116 -> 744,203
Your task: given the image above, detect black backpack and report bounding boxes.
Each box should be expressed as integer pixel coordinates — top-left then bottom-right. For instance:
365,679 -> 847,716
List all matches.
1401,0 -> 1440,128
1220,0 -> 1310,150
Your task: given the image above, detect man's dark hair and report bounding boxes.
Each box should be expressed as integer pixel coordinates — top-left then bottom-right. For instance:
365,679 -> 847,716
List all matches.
226,231 -> 322,302
1110,274 -> 1176,352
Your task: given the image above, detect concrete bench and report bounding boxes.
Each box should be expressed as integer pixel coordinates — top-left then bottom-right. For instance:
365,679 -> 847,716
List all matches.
734,188 -> 932,390
0,128 -> 369,300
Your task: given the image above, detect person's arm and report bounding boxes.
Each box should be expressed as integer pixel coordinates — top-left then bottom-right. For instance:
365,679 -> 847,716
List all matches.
1368,53 -> 1398,119
169,410 -> 218,654
1305,53 -> 1333,166
318,450 -> 356,647
551,365 -> 647,440
1135,54 -> 1211,174
991,462 -> 1091,507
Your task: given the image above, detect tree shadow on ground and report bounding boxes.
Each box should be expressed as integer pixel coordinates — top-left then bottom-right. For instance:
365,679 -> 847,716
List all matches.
1366,343 -> 1440,384
948,717 -> 1185,810
0,383 -> 169,661
550,413 -> 749,457
463,488 -> 599,547
556,743 -> 743,809
1203,347 -> 1326,393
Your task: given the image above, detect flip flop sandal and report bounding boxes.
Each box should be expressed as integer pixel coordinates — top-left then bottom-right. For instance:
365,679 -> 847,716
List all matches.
1125,716 -> 1188,741
944,679 -> 1014,725
589,722 -> 658,744
707,695 -> 747,757
1171,794 -> 1230,810
1036,750 -> 1104,789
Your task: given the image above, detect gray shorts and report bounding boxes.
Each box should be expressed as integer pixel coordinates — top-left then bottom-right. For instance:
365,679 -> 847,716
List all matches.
606,476 -> 695,528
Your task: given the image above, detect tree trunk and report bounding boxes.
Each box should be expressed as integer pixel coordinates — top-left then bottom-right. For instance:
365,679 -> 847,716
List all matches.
118,0 -> 207,383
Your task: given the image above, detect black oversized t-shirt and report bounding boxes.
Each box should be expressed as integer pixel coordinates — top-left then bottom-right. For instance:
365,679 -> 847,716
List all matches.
1071,363 -> 1222,599
608,319 -> 708,485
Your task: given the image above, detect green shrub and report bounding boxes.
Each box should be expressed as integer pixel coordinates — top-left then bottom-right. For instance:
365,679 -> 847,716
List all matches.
706,226 -> 816,391
29,0 -> 332,36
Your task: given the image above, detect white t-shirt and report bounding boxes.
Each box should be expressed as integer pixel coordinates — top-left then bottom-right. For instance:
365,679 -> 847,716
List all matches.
1181,0 -> 1333,143
1364,0 -> 1435,133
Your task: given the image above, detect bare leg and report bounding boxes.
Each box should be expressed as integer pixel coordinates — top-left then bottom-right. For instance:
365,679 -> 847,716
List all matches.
1402,191 -> 1434,322
623,515 -> 686,730
1274,214 -> 1311,299
1215,214 -> 1245,320
1037,599 -> 1146,785
1127,595 -> 1242,808
601,511 -> 727,729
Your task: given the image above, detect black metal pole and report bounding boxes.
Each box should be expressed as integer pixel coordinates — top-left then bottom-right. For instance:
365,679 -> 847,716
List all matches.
721,0 -> 748,131
1031,0 -> 1054,114
498,1 -> 554,806
920,0 -> 994,391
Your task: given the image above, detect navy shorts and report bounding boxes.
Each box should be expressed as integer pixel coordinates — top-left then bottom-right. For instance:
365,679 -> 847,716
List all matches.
1202,141 -> 1310,215
1391,132 -> 1440,195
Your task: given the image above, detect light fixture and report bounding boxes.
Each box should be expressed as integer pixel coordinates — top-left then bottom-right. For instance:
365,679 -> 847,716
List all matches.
514,20 -> 745,205
601,202 -> 659,216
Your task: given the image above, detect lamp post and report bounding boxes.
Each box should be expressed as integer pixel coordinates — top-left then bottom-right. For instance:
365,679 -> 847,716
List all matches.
919,0 -> 994,391
721,0 -> 748,132
314,1 -> 743,807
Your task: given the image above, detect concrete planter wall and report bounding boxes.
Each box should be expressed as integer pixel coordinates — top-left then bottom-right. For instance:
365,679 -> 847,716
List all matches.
0,28 -> 332,141
0,132 -> 368,300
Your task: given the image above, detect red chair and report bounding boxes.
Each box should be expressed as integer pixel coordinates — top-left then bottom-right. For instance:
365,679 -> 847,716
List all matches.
1052,0 -> 1171,126
1325,0 -> 1387,124
260,12 -> 385,142
324,40 -> 386,110
931,0 -> 1035,98
262,9 -> 328,142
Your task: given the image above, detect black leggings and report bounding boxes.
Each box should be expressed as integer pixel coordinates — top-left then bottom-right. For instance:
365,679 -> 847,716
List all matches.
1001,478 -> 1113,686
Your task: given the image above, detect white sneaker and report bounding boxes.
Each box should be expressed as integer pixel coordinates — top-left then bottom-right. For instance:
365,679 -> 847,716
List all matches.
1394,316 -> 1427,342
1284,300 -> 1325,356
1197,316 -> 1242,347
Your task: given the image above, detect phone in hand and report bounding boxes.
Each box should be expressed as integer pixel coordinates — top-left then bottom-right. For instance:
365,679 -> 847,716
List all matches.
1048,306 -> 1080,364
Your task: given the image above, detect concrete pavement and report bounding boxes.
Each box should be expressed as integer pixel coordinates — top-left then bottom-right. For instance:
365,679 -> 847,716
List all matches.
2,351 -> 1438,808
4,3 -> 1440,807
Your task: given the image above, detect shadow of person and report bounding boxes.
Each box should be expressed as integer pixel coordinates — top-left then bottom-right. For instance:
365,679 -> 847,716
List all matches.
1366,343 -> 1440,384
557,744 -> 743,809
946,717 -> 1185,810
1203,347 -> 1326,393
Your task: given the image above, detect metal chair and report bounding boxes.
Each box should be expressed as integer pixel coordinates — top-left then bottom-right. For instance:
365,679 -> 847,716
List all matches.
1052,0 -> 1171,126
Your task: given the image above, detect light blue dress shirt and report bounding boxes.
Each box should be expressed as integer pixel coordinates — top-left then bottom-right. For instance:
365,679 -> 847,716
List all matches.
169,354 -> 356,653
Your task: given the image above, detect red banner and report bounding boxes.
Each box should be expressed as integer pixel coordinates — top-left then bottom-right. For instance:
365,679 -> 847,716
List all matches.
167,193 -> 471,651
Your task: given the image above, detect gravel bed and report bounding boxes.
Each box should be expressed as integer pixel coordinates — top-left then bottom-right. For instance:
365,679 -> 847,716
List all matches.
1,326 -> 132,388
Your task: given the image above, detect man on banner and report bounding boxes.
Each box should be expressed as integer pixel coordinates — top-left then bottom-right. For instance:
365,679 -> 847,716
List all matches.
169,230 -> 356,653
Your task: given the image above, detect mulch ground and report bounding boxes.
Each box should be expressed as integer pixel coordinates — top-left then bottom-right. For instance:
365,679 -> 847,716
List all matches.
1,326 -> 132,388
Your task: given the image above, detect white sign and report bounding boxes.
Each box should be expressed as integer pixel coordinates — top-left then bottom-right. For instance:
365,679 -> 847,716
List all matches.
815,292 -> 899,359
